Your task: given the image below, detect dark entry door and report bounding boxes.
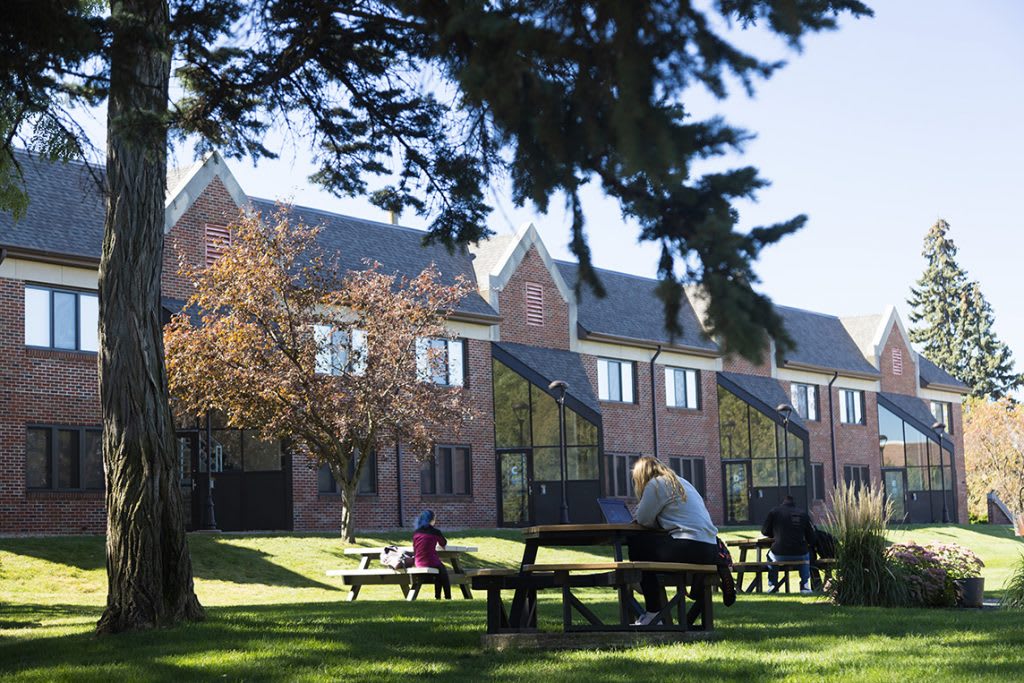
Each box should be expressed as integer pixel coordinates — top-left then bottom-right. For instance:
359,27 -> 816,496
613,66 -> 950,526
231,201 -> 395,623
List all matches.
176,432 -> 200,530
883,469 -> 908,523
498,450 -> 533,527
907,489 -> 932,523
724,461 -> 751,524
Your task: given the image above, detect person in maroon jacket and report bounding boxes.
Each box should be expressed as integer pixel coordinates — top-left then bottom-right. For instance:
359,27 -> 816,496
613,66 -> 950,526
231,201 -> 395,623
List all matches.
413,510 -> 451,600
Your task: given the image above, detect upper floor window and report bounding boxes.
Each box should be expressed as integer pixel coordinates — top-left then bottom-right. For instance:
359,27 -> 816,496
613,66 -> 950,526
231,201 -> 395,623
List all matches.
668,456 -> 706,498
930,401 -> 953,434
314,325 -> 367,376
665,367 -> 700,410
791,383 -> 819,421
598,358 -> 635,403
525,282 -> 544,326
24,286 -> 98,352
415,338 -> 465,387
839,389 -> 865,425
421,445 -> 471,495
26,425 -> 103,491
844,464 -> 871,494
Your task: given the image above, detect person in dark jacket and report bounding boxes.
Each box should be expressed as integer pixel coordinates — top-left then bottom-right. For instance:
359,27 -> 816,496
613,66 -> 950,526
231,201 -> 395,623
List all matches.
412,510 -> 451,600
761,495 -> 817,593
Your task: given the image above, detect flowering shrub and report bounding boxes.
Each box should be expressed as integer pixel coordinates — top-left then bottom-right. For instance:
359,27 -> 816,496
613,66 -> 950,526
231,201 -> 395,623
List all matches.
886,542 -> 984,607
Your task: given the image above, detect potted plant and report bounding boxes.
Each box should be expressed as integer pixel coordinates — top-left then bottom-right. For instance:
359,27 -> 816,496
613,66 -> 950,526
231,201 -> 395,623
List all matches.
930,543 -> 985,608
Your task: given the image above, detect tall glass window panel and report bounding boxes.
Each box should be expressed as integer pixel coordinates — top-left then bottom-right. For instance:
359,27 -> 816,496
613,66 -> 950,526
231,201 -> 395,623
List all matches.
786,457 -> 806,487
242,431 -> 281,471
566,409 -> 598,446
717,387 -> 750,459
79,294 -> 99,352
493,359 -> 532,448
904,424 -> 928,467
751,457 -> 779,487
533,447 -> 562,481
749,408 -> 775,458
83,429 -> 104,489
24,287 -> 51,346
212,430 -> 242,471
52,291 -> 77,349
906,466 -> 927,491
791,384 -> 817,421
531,389 -> 561,447
878,406 -> 906,467
665,367 -> 699,409
26,428 -> 51,488
567,446 -> 599,480
57,429 -> 80,489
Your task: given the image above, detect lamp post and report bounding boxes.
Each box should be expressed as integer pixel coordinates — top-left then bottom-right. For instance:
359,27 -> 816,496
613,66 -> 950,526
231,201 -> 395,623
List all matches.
878,434 -> 888,463
776,404 -> 793,495
203,410 -> 218,530
932,421 -> 950,523
549,380 -> 570,524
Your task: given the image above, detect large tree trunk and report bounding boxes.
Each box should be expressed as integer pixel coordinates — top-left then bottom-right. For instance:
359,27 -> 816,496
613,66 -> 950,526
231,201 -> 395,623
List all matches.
96,0 -> 203,634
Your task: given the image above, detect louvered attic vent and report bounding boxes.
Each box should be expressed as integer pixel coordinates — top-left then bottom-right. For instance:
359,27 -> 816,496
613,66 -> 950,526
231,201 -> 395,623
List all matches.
525,282 -> 544,326
892,346 -> 903,376
205,224 -> 231,266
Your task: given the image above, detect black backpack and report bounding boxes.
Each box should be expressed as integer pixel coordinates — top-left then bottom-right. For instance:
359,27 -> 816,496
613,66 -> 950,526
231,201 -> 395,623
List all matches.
813,529 -> 837,560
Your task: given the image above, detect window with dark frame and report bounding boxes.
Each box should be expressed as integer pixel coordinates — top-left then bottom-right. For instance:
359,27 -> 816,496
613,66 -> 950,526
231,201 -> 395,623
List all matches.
811,462 -> 825,501
791,383 -> 819,421
317,453 -> 377,495
606,452 -> 640,497
598,358 -> 635,403
668,456 -> 706,498
665,367 -> 700,410
843,464 -> 871,494
24,285 -> 99,352
839,389 -> 865,425
421,445 -> 471,495
25,425 -> 103,491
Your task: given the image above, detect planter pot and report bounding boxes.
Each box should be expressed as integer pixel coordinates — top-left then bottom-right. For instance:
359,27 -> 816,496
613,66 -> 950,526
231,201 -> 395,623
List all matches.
955,577 -> 985,608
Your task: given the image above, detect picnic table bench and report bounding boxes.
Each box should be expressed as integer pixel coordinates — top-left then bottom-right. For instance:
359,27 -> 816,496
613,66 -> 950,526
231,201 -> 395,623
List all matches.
470,524 -> 721,644
326,545 -> 477,601
727,538 -> 835,593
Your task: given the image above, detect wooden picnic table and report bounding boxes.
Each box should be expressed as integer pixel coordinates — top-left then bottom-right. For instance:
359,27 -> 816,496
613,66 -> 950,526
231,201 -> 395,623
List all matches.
472,524 -> 718,636
328,544 -> 478,601
726,537 -> 772,593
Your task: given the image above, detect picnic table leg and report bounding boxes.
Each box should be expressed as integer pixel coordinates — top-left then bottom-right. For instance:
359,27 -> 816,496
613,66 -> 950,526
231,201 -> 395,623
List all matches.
509,540 -> 540,628
736,547 -> 747,593
618,578 -> 633,626
450,555 -> 473,600
406,577 -> 422,601
346,555 -> 372,602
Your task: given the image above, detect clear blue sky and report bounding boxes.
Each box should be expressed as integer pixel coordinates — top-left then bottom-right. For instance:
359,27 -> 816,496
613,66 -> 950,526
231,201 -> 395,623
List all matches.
80,1 -> 1024,366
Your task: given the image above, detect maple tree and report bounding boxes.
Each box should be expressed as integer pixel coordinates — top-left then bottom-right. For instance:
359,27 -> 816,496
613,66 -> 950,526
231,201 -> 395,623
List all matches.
962,396 -> 1024,527
164,209 -> 475,541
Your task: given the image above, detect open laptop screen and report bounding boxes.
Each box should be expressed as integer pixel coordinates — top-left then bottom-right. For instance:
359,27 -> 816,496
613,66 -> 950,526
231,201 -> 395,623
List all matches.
597,498 -> 633,524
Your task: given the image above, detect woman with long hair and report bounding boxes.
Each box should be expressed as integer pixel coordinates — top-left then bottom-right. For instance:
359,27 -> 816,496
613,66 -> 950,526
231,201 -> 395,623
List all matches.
628,456 -> 736,624
412,510 -> 451,600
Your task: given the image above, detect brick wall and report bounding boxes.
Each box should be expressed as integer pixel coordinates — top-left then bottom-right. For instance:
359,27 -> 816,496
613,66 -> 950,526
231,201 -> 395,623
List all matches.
497,246 -> 570,350
291,338 -> 498,532
878,323 -> 918,396
721,349 -> 772,377
0,276 -> 105,534
161,177 -> 244,299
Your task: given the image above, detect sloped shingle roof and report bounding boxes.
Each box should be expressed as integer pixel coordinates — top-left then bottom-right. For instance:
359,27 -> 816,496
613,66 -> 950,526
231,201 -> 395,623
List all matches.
248,199 -> 497,319
918,355 -> 969,390
777,306 -> 880,377
718,371 -> 807,431
556,261 -> 717,353
493,341 -> 601,418
0,151 -> 106,260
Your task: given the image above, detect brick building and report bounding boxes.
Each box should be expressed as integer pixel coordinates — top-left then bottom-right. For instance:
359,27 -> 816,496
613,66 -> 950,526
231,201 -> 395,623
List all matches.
0,151 -> 969,534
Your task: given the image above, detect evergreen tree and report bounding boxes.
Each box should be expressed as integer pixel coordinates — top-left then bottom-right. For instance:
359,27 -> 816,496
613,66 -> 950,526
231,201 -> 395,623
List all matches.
908,219 -> 1021,398
958,281 -> 1021,399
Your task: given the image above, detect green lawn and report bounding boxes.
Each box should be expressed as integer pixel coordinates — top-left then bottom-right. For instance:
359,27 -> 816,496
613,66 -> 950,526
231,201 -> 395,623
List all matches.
2,525 -> 1024,681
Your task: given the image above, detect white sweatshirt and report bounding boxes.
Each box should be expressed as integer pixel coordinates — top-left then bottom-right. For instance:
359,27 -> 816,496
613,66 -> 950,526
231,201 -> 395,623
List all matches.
634,475 -> 719,544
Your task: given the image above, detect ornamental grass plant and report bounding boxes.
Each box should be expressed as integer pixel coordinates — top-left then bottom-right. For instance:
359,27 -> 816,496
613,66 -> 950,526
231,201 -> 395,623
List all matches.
1002,553 -> 1024,609
825,483 -> 909,607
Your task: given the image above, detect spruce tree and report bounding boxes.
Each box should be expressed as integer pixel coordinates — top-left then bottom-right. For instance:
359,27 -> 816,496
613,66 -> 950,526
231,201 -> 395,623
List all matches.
908,219 -> 1021,398
958,281 -> 1021,399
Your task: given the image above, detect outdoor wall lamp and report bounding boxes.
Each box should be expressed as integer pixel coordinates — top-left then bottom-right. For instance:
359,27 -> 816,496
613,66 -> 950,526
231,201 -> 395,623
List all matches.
549,380 -> 570,524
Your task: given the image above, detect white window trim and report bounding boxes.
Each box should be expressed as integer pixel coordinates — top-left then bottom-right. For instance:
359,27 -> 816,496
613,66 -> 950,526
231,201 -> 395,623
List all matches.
791,383 -> 818,421
598,358 -> 634,403
415,337 -> 465,387
314,324 -> 368,376
839,389 -> 865,425
665,366 -> 699,410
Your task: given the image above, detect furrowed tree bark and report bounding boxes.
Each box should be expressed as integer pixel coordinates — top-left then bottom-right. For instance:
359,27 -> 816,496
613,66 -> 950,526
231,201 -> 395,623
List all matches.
331,462 -> 357,543
96,0 -> 204,634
